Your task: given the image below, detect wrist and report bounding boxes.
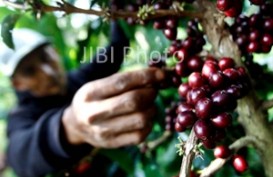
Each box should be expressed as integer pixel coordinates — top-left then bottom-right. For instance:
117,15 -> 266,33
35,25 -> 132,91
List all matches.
62,106 -> 84,145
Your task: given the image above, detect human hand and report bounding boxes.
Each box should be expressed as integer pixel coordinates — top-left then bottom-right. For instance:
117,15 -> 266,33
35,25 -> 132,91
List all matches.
62,68 -> 165,148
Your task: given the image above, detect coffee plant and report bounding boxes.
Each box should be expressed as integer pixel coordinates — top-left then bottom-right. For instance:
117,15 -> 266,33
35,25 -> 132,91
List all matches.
1,0 -> 273,177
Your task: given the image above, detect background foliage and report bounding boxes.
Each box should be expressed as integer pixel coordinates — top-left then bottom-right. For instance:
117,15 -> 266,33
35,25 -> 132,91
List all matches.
0,0 -> 273,177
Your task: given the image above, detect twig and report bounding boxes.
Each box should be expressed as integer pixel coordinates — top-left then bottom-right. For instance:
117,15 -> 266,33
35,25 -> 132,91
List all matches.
179,129 -> 198,177
261,99 -> 273,110
37,0 -> 105,16
228,136 -> 257,151
139,131 -> 172,153
3,0 -> 203,20
200,158 -> 227,177
200,136 -> 257,177
2,0 -> 28,10
147,131 -> 172,150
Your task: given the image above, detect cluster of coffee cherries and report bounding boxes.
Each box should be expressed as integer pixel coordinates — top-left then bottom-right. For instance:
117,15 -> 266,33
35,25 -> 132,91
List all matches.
216,0 -> 266,17
152,0 -> 195,40
163,56 -> 250,149
149,55 -> 251,149
150,19 -> 206,131
148,18 -> 205,87
214,145 -> 248,173
167,19 -> 205,56
148,16 -> 251,149
230,1 -> 273,54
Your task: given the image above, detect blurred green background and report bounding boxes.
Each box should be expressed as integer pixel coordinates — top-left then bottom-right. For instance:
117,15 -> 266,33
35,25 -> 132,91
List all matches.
0,0 -> 273,177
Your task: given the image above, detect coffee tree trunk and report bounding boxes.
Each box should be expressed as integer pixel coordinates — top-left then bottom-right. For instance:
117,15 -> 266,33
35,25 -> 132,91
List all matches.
195,1 -> 273,177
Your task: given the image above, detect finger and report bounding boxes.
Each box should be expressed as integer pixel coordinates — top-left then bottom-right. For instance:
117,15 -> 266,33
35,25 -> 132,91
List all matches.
101,125 -> 153,148
84,68 -> 165,100
93,106 -> 156,138
88,88 -> 157,122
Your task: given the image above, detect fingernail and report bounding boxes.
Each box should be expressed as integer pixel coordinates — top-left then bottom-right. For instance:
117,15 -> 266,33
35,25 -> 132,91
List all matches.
155,70 -> 164,80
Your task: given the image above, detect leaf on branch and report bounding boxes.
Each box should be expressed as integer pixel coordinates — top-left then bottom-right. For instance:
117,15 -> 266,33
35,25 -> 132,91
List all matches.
175,136 -> 186,156
101,7 -> 110,22
90,0 -> 98,8
171,1 -> 185,12
137,4 -> 154,21
1,14 -> 20,49
56,1 -> 65,8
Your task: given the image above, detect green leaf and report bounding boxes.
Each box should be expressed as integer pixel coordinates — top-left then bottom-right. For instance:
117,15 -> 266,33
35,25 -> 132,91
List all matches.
1,14 -> 20,49
0,7 -> 14,22
156,136 -> 181,176
143,163 -> 163,177
90,0 -> 100,7
119,20 -> 136,40
135,153 -> 164,177
99,149 -> 135,175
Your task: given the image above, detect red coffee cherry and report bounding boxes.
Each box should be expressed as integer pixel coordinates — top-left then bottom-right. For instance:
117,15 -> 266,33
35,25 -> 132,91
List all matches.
211,112 -> 232,128
214,145 -> 231,158
217,0 -> 232,11
232,155 -> 248,173
218,57 -> 235,71
163,28 -> 177,41
193,120 -> 212,140
195,97 -> 213,119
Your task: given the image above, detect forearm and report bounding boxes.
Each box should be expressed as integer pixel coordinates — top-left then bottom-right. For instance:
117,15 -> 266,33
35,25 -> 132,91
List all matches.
7,129 -> 52,177
7,108 -> 90,177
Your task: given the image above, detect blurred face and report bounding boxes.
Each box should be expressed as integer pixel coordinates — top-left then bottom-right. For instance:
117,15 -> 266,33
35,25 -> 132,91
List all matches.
12,45 -> 66,97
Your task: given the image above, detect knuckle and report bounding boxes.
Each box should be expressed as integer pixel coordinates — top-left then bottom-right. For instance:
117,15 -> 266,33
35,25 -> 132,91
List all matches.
124,92 -> 140,111
87,113 -> 97,123
135,113 -> 147,128
126,100 -> 138,111
136,69 -> 155,85
138,71 -> 150,84
100,129 -> 111,139
96,127 -> 110,141
84,82 -> 96,94
87,103 -> 100,122
115,74 -> 129,91
75,82 -> 97,101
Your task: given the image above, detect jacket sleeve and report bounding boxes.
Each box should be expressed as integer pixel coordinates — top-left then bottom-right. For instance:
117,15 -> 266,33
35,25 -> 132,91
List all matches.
68,21 -> 129,89
6,106 -> 91,177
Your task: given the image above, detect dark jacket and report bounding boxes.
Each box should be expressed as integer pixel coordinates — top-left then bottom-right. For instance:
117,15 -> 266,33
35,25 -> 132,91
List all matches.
6,23 -> 129,177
